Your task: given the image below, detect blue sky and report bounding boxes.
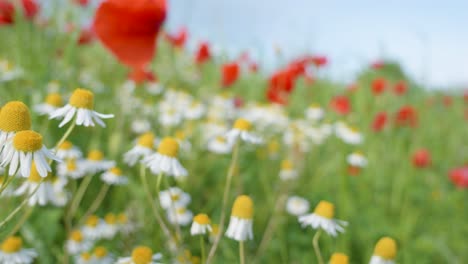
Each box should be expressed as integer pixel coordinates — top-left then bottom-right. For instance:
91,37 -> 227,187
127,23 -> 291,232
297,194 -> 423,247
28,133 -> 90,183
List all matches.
165,0 -> 468,89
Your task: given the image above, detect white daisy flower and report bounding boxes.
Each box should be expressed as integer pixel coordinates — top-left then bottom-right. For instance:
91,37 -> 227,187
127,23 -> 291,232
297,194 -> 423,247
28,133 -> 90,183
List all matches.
123,132 -> 155,166
92,246 -> 113,264
158,104 -> 183,127
57,159 -> 86,179
335,122 -> 363,145
207,135 -> 233,154
286,196 -> 310,216
201,121 -> 228,143
146,81 -> 164,95
101,167 -> 128,185
167,206 -> 193,226
226,195 -> 254,241
116,213 -> 136,235
50,177 -> 69,207
131,119 -> 152,134
56,140 -> 82,160
13,164 -> 56,206
116,246 -> 162,264
369,237 -> 397,264
143,137 -> 187,178
0,101 -> 31,151
74,252 -> 94,264
33,93 -> 64,116
305,104 -> 325,121
184,101 -> 206,120
82,150 -> 115,174
0,236 -> 37,264
347,151 -> 368,168
65,230 -> 93,255
279,159 -> 298,181
190,214 -> 212,236
298,200 -> 347,237
225,118 -> 263,144
1,130 -> 60,178
100,213 -> 119,239
81,215 -> 105,240
0,60 -> 23,82
49,88 -> 114,127
159,187 -> 191,210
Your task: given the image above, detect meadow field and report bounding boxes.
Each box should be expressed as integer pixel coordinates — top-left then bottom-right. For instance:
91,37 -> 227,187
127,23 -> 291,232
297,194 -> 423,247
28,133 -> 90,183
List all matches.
0,1 -> 467,264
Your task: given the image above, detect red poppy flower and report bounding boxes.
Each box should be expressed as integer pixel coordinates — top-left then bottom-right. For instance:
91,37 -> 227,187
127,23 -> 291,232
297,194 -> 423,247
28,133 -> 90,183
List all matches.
195,42 -> 210,64
442,96 -> 453,107
330,95 -> 351,115
0,0 -> 14,25
371,78 -> 386,95
371,60 -> 385,69
393,80 -> 407,95
165,27 -> 187,48
449,166 -> 468,188
371,112 -> 388,132
412,149 -> 431,168
248,62 -> 258,73
348,166 -> 360,176
266,87 -> 288,105
21,0 -> 39,19
269,69 -> 295,93
93,0 -> 167,69
311,55 -> 327,67
74,0 -> 89,7
128,67 -> 156,84
395,105 -> 418,127
77,28 -> 95,45
221,62 -> 240,88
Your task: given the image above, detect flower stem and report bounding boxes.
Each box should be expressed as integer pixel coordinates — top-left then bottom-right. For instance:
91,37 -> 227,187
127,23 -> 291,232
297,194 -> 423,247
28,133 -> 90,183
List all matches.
67,174 -> 93,225
0,178 -> 44,230
312,230 -> 324,264
79,184 -> 110,225
139,164 -> 173,244
200,235 -> 206,264
239,241 -> 246,264
6,205 -> 34,237
0,165 -> 13,195
206,140 -> 240,263
54,121 -> 76,150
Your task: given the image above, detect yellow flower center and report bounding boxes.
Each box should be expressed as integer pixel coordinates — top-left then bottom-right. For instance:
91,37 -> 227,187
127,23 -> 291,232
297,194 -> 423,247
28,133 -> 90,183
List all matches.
281,159 -> 293,170
170,193 -> 181,201
330,253 -> 349,264
69,88 -> 94,109
137,133 -> 155,148
216,136 -> 226,143
28,163 -> 43,182
117,213 -> 128,224
231,195 -> 254,219
131,246 -> 153,264
233,118 -> 252,131
1,237 -> 23,253
175,130 -> 185,140
177,208 -> 187,214
105,213 -> 117,224
94,246 -> 108,258
81,252 -> 91,261
0,101 -> 31,132
374,237 -> 397,260
157,137 -> 179,157
314,201 -> 335,219
59,141 -> 73,150
13,130 -> 43,152
85,215 -> 99,227
268,140 -> 280,154
87,150 -> 104,161
70,230 -> 83,242
193,214 -> 211,225
67,159 -> 77,171
45,93 -> 63,107
211,224 -> 219,235
109,167 -> 122,176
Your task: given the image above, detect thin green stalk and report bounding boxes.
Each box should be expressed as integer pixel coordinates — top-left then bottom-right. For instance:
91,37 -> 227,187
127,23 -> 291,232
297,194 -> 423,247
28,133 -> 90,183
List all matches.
239,241 -> 246,264
139,164 -> 173,243
6,205 -> 34,237
200,235 -> 206,264
206,140 -> 240,263
312,230 -> 324,264
67,174 -> 93,225
79,184 -> 110,225
54,121 -> 76,151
